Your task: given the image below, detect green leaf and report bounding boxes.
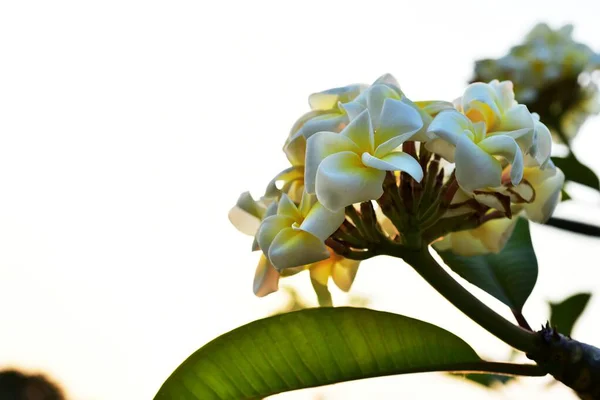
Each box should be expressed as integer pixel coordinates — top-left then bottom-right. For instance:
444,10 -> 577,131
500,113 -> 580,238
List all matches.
436,218 -> 537,311
450,349 -> 519,388
155,307 -> 482,400
552,155 -> 600,191
452,372 -> 513,388
549,292 -> 592,337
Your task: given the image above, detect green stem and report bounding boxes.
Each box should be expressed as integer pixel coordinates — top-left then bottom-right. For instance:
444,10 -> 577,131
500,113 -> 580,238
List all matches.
310,276 -> 333,307
386,246 -> 540,354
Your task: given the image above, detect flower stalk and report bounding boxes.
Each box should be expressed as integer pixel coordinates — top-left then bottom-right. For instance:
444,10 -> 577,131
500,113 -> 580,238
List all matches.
383,244 -> 542,354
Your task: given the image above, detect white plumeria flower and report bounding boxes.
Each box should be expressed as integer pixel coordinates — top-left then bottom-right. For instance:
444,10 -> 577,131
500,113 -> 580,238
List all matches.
340,74 -> 436,142
269,84 -> 367,203
257,193 -> 345,271
456,80 -> 534,143
304,88 -> 424,211
427,110 -> 524,192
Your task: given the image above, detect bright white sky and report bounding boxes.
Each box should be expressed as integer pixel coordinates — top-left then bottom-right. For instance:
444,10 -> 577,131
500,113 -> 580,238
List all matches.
1,1 -> 600,399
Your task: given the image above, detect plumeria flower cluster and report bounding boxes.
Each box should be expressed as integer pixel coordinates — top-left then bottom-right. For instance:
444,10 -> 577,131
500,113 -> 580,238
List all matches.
474,23 -> 600,141
230,74 -> 564,298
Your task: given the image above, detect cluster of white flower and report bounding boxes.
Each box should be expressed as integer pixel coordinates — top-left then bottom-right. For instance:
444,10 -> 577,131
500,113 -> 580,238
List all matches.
474,23 -> 600,139
230,74 -> 564,296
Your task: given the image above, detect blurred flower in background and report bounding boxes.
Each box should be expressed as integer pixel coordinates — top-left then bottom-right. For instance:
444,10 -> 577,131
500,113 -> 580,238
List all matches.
474,23 -> 600,142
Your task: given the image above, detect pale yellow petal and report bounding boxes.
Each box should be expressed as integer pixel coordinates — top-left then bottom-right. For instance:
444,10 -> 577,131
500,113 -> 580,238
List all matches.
253,255 -> 280,297
424,138 -> 456,163
315,151 -> 385,211
256,215 -> 295,256
305,131 -> 360,194
449,230 -> 490,256
268,228 -> 330,270
309,259 -> 332,286
473,217 -> 518,253
299,202 -> 345,241
455,135 -> 503,191
523,167 -> 564,223
331,258 -> 360,292
277,194 -> 302,221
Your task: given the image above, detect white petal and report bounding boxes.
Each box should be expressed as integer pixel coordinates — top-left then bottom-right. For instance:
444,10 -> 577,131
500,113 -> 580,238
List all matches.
299,202 -> 345,241
455,135 -> 502,191
309,92 -> 341,111
523,162 -> 557,185
339,101 -> 366,121
297,113 -> 349,140
277,194 -> 302,221
252,202 -> 278,251
315,151 -> 386,211
374,99 -> 423,156
265,166 -> 304,198
234,192 -> 263,218
361,152 -> 423,182
415,100 -> 455,117
308,84 -> 366,110
228,192 -> 263,235
427,110 -> 471,145
495,105 -> 533,133
490,80 -> 516,111
474,217 -> 518,253
298,191 -> 317,217
366,84 -> 401,128
228,207 -> 260,236
524,168 -> 564,223
478,135 -> 524,185
283,134 -> 307,166
309,259 -> 332,286
445,230 -> 490,256
341,109 -> 374,152
253,255 -> 280,297
424,138 -> 456,162
462,82 -> 501,118
268,228 -> 330,270
304,131 -> 360,193
289,110 -> 325,137
531,120 -> 552,167
256,215 -> 295,256
373,73 -> 401,90
472,191 -> 512,214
